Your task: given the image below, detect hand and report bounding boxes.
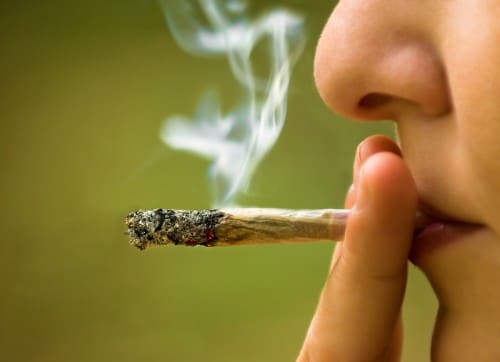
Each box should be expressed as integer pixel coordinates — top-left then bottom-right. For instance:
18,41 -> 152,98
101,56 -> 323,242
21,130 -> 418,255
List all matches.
297,135 -> 418,361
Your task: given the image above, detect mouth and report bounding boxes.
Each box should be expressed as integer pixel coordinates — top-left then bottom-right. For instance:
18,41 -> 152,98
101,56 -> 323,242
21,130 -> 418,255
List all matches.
410,203 -> 487,262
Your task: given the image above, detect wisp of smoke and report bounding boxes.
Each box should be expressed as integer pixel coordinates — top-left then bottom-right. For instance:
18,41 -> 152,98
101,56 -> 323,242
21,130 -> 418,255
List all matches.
159,0 -> 305,207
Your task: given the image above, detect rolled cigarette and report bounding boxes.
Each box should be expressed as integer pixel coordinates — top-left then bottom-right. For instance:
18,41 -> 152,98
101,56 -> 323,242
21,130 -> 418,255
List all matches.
125,208 -> 430,250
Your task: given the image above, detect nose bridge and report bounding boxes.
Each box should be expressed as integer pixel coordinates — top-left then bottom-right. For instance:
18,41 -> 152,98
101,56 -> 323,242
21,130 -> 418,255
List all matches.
314,1 -> 450,121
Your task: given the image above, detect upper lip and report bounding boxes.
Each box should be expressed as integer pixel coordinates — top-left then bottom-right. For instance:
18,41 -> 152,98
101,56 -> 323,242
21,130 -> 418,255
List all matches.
417,202 -> 482,227
419,203 -> 457,223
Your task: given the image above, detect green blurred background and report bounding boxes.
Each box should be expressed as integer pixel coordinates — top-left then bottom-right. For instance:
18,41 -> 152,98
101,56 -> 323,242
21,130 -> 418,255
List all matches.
0,1 -> 436,361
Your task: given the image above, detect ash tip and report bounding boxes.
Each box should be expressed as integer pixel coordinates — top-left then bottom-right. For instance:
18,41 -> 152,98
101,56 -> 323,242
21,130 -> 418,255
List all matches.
125,209 -> 166,250
125,208 -> 226,249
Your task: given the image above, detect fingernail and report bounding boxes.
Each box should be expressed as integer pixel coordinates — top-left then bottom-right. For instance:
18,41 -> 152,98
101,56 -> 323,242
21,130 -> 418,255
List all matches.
355,164 -> 371,209
354,143 -> 367,189
347,183 -> 356,197
345,184 -> 357,209
356,141 -> 369,164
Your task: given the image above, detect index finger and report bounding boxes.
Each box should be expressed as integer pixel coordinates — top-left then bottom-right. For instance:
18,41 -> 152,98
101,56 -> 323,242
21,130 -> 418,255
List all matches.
298,151 -> 417,361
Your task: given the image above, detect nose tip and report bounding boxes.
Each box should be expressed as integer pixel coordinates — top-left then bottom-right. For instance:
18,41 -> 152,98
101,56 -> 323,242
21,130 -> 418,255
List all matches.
314,4 -> 451,121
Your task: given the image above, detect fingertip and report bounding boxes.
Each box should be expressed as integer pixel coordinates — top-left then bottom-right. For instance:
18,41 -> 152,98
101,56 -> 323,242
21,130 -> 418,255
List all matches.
359,151 -> 417,210
358,135 -> 402,161
352,135 -> 402,193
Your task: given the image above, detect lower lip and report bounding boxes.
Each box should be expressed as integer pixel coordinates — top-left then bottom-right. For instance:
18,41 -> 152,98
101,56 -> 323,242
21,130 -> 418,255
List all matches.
410,221 -> 484,262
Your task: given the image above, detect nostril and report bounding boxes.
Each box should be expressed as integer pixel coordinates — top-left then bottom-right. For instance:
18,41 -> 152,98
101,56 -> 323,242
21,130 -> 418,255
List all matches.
357,92 -> 422,119
358,93 -> 392,109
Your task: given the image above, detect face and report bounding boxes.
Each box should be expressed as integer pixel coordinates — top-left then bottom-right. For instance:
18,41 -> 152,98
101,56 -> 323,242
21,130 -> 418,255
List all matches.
315,0 -> 500,357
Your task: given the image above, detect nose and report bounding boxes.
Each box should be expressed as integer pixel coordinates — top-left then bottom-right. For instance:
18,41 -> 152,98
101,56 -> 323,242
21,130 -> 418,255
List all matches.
314,1 -> 451,121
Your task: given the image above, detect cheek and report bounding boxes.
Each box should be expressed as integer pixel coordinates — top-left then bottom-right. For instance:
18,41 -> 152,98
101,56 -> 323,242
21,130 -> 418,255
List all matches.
460,123 -> 500,228
442,2 -> 500,227
448,55 -> 500,225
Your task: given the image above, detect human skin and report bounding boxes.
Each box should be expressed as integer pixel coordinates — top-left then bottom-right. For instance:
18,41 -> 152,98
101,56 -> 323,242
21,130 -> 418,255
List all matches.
298,1 -> 500,361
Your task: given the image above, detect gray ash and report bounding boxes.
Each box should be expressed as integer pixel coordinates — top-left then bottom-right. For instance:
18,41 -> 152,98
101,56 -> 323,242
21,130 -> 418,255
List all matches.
126,209 -> 225,250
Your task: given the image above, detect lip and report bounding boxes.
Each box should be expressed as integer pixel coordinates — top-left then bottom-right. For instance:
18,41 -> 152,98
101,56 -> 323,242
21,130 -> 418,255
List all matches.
410,214 -> 486,263
409,202 -> 488,262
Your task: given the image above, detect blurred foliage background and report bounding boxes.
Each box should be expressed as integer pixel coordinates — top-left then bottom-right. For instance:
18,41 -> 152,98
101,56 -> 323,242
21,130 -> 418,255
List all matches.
0,1 -> 436,361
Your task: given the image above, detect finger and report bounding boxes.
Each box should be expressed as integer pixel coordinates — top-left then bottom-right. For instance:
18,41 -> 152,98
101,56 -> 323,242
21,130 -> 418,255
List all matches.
338,136 -> 402,271
343,137 -> 405,360
299,151 -> 417,362
386,313 -> 403,361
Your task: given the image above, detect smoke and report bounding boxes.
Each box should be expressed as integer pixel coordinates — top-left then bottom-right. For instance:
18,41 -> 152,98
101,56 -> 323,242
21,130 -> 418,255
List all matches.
159,0 -> 305,207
